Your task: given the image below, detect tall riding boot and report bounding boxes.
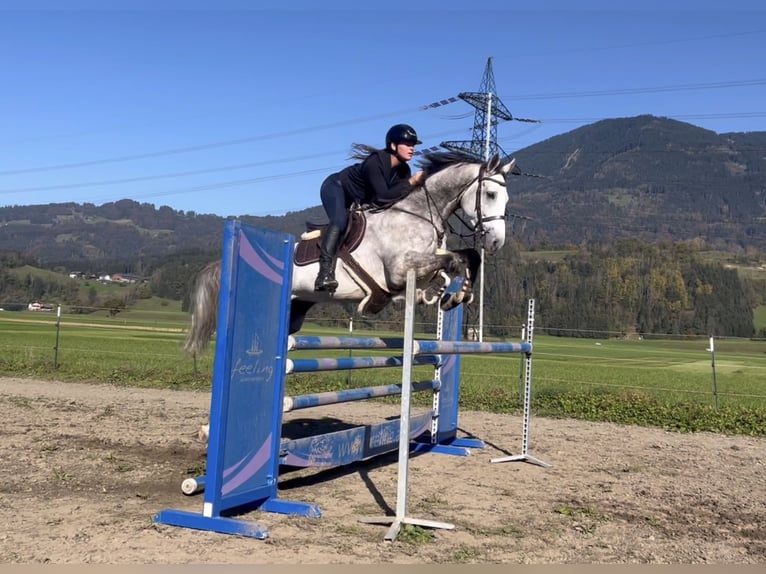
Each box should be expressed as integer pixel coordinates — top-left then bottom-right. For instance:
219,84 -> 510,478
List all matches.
314,224 -> 342,292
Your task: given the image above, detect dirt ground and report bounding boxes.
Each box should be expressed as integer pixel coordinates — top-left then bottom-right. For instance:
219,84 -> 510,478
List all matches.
1,377 -> 764,564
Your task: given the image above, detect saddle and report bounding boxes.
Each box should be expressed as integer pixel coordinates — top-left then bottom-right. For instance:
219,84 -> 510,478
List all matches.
293,209 -> 391,314
294,210 -> 366,266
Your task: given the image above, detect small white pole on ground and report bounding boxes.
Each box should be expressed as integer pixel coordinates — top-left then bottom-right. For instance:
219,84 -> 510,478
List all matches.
181,476 -> 206,496
491,298 -> 551,468
358,268 -> 455,541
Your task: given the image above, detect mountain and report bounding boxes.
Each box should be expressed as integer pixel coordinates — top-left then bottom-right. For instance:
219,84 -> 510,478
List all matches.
507,115 -> 766,250
2,115 -> 766,271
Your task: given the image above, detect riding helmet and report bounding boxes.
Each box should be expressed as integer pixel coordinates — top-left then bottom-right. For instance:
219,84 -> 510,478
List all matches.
385,124 -> 422,148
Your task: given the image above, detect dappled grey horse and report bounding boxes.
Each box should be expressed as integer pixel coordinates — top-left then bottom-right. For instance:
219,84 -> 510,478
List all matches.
183,150 -> 515,356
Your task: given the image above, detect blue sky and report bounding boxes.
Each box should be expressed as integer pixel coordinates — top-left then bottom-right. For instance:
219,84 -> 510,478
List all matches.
1,0 -> 764,218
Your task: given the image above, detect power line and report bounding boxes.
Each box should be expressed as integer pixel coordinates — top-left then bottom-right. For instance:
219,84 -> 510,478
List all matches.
0,150 -> 345,195
4,76 -> 765,179
74,165 -> 350,206
502,78 -> 766,101
0,126 -> 474,195
524,112 -> 766,125
525,28 -> 766,58
0,98 -> 460,178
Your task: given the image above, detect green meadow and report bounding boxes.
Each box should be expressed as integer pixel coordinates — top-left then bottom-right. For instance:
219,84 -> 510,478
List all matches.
2,308 -> 765,435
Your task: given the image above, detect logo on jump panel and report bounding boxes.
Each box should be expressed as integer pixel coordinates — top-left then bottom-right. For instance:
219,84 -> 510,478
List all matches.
246,334 -> 263,356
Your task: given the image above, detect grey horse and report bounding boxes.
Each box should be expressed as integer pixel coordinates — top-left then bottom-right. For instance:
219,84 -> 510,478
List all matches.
183,150 -> 515,356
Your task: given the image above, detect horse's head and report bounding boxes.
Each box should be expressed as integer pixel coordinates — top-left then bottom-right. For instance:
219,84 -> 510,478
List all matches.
459,155 -> 514,254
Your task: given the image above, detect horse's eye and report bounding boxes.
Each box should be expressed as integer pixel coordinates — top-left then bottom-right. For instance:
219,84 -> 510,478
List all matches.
486,191 -> 497,200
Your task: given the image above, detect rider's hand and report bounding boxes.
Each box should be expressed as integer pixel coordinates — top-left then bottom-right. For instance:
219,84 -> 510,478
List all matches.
409,171 -> 425,187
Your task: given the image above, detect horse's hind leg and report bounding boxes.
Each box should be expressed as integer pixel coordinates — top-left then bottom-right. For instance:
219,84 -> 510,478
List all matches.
289,300 -> 315,334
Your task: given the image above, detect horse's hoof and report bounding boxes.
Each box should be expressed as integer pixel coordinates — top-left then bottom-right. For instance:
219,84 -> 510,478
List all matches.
440,294 -> 459,311
421,291 -> 439,305
422,273 -> 450,305
416,289 -> 437,305
440,288 -> 463,311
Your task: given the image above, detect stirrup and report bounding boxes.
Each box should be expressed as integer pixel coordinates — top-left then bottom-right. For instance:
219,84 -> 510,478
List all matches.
314,276 -> 339,292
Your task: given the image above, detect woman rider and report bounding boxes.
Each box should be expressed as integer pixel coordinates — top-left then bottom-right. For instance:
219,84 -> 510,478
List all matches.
314,123 -> 425,292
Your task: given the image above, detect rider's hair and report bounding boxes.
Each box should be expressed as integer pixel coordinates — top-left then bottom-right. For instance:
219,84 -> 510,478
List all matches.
348,143 -> 378,161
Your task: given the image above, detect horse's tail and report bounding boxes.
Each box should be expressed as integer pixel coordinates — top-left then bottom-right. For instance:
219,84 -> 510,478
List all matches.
183,260 -> 221,357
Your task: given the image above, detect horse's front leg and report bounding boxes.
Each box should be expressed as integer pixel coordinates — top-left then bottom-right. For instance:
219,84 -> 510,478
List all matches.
392,250 -> 468,305
445,247 -> 481,305
395,250 -> 463,285
436,248 -> 483,310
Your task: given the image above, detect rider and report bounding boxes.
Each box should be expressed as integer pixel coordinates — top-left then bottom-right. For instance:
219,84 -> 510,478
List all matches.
314,123 -> 426,292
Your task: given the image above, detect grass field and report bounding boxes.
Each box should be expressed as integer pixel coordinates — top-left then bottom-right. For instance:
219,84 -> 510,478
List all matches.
755,304 -> 766,333
2,308 -> 765,435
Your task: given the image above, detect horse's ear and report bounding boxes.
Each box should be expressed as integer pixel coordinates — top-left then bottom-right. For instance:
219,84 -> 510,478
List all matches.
500,157 -> 517,175
486,154 -> 501,172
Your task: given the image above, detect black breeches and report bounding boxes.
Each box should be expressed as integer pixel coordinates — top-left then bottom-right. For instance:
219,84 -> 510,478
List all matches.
320,176 -> 350,230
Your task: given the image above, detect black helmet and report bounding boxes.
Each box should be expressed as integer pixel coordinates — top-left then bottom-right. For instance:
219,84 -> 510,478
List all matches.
385,124 -> 422,149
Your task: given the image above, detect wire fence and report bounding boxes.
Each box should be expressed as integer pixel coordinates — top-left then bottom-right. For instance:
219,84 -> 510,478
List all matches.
2,307 -> 765,410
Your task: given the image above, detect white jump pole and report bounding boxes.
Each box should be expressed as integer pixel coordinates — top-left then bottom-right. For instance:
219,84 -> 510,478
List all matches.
359,268 -> 455,541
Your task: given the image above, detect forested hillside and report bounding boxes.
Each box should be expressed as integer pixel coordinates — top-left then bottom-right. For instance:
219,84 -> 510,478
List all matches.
481,240 -> 757,338
2,115 -> 765,337
2,238 -> 760,338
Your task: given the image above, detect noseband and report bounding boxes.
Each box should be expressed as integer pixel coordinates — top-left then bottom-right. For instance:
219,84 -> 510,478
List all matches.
472,164 -> 508,238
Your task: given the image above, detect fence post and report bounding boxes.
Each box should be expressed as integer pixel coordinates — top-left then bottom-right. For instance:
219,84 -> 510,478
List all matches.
707,335 -> 719,410
54,305 -> 62,369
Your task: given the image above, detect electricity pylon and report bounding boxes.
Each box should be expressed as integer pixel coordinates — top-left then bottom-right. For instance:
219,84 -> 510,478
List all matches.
440,57 -> 537,342
440,57 -> 515,163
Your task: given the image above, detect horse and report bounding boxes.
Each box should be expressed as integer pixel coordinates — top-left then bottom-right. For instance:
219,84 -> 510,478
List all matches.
183,150 -> 516,357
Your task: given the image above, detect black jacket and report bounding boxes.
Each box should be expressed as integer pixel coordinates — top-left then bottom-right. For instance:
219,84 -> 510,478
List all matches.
337,149 -> 412,206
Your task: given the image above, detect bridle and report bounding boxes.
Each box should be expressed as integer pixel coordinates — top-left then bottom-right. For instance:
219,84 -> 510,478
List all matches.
423,164 -> 508,243
472,164 -> 508,238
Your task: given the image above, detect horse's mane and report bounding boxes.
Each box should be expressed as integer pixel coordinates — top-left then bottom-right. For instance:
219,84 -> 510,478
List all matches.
346,145 -> 485,183
416,149 -> 483,177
